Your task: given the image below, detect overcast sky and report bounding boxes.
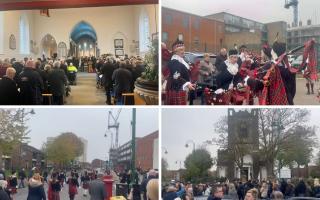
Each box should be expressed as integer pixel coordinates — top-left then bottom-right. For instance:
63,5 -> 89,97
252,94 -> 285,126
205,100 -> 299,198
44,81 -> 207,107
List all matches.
162,108 -> 320,170
20,108 -> 158,163
162,0 -> 320,25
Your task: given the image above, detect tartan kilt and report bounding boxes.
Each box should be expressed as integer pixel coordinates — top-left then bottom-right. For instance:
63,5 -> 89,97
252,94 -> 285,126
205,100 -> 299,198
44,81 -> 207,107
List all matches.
165,90 -> 187,105
211,91 -> 232,105
83,182 -> 89,189
9,186 -> 17,194
51,191 -> 60,200
231,90 -> 247,105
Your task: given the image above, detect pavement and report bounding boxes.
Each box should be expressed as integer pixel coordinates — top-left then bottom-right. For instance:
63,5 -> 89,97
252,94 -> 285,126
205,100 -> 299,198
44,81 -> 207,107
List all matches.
14,182 -> 92,200
65,72 -> 106,105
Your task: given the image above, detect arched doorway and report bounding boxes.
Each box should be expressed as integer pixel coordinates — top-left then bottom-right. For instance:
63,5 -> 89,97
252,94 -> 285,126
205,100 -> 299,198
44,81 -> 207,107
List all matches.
70,21 -> 97,58
41,34 -> 57,58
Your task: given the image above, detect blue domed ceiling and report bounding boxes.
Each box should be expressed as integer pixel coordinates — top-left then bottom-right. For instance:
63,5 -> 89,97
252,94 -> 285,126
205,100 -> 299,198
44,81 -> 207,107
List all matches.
70,21 -> 97,43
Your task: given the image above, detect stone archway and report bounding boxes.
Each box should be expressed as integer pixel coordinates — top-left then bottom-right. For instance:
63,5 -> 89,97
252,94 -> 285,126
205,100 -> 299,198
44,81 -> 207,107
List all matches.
70,21 -> 97,58
41,34 -> 57,58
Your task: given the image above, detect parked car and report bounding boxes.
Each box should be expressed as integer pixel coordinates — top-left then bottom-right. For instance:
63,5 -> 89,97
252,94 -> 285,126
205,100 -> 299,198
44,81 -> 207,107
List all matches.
291,54 -> 303,68
184,52 -> 216,83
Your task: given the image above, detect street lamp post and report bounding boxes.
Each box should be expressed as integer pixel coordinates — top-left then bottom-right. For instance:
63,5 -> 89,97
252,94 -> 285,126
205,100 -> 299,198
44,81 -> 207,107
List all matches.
185,140 -> 195,152
130,108 -> 136,187
162,147 -> 168,155
18,109 -> 35,170
175,160 -> 182,181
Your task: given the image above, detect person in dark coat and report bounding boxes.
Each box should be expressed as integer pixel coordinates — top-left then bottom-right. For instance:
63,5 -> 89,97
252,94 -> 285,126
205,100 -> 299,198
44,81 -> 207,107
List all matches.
0,180 -> 10,200
0,67 -> 19,105
207,185 -> 224,200
81,171 -> 90,197
163,185 -> 178,200
68,173 -> 79,200
88,173 -> 107,200
18,60 -> 44,105
165,39 -> 195,105
295,179 -> 307,197
112,62 -> 133,105
12,61 -> 24,82
141,169 -> 157,200
47,61 -> 68,105
49,173 -> 61,200
18,168 -> 27,188
101,59 -> 116,105
27,173 -> 46,200
60,60 -> 68,75
216,49 -> 243,91
272,41 -> 296,105
132,59 -> 145,82
313,178 -> 320,198
215,48 -> 228,72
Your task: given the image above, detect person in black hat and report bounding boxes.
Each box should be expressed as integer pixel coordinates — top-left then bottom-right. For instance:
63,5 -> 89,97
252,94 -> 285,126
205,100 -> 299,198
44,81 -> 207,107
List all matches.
165,39 -> 195,105
272,41 -> 296,105
216,49 -> 243,91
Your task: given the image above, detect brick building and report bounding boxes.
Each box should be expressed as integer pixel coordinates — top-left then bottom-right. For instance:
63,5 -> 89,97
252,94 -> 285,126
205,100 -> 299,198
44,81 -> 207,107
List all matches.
287,20 -> 320,68
207,12 -> 287,51
162,8 -> 287,54
91,159 -> 107,169
3,143 -> 45,171
162,7 -> 225,53
109,130 -> 159,172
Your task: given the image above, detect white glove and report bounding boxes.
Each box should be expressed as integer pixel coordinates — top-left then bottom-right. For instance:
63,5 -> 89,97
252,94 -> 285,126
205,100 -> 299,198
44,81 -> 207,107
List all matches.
215,88 -> 225,94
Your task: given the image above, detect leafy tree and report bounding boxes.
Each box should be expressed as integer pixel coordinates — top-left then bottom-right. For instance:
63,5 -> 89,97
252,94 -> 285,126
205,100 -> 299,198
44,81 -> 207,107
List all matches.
276,125 -> 316,177
162,158 -> 169,182
44,132 -> 84,168
184,148 -> 213,182
0,109 -> 32,168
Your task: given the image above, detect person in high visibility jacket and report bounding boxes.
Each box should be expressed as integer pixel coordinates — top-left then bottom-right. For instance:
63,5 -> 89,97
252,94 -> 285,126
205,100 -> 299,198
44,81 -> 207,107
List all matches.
67,63 -> 78,73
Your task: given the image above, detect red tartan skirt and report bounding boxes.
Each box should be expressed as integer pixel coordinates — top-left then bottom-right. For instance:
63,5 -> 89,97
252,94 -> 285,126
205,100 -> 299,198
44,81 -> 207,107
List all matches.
51,191 -> 60,200
83,182 -> 89,189
9,187 -> 17,194
165,90 -> 187,105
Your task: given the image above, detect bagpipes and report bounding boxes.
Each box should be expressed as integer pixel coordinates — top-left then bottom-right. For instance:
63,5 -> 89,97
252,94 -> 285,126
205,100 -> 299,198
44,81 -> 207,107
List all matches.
204,39 -> 317,105
239,39 -> 317,105
258,39 -> 317,105
204,84 -> 253,105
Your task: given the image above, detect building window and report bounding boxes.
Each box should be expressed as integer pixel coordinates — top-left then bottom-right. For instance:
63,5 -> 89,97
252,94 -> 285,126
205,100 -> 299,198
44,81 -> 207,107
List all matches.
178,34 -> 183,41
183,16 -> 189,29
193,19 -> 200,30
139,8 -> 150,53
194,36 -> 199,45
19,14 -> 30,54
218,25 -> 223,33
164,14 -> 172,24
162,32 -> 168,42
58,42 -> 67,59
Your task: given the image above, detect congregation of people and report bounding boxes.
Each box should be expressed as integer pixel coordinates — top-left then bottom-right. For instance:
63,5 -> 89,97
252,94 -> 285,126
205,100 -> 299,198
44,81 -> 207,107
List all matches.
0,54 -> 146,105
0,166 -> 158,200
162,178 -> 320,200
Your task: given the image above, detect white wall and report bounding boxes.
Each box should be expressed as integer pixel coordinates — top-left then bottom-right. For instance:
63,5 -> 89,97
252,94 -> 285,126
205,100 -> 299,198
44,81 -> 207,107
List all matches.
153,138 -> 159,169
0,4 -> 158,59
0,10 -> 35,59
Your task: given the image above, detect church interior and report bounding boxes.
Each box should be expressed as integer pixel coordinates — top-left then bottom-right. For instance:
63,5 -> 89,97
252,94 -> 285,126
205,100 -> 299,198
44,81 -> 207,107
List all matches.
0,0 -> 159,105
